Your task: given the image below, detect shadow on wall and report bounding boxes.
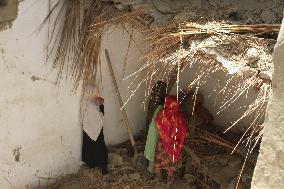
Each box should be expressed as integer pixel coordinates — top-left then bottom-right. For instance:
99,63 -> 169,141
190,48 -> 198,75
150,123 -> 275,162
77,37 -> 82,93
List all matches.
0,0 -> 19,31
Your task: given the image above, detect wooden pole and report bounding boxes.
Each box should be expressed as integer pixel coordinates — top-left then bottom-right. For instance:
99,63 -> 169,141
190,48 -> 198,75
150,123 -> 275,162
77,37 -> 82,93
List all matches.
104,49 -> 138,156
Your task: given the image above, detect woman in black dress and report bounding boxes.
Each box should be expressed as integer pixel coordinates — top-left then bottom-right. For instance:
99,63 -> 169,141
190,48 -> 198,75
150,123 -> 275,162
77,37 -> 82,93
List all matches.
82,97 -> 108,174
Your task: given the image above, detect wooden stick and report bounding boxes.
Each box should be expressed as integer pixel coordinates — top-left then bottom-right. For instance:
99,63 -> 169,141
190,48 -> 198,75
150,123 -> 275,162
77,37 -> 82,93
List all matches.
104,49 -> 138,156
169,23 -> 281,36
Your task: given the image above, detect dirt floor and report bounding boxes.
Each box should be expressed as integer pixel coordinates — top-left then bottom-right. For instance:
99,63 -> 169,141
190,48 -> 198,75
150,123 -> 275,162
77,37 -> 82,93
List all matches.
46,164 -> 195,189
33,126 -> 257,189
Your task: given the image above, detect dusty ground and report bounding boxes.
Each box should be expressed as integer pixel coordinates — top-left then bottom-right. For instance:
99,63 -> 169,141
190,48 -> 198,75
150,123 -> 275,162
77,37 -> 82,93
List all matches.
46,165 -> 196,189
34,126 -> 257,189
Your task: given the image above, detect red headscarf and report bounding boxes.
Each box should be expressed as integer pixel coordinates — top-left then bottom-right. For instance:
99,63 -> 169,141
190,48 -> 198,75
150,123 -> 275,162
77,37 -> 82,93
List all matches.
155,96 -> 188,163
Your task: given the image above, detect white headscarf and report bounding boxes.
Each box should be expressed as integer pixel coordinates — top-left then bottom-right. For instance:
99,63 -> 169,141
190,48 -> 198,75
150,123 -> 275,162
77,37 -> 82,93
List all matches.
81,84 -> 103,141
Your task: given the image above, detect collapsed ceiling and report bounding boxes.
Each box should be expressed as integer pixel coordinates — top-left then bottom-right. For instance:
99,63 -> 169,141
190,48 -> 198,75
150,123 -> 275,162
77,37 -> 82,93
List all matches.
42,0 -> 281,123
94,0 -> 282,84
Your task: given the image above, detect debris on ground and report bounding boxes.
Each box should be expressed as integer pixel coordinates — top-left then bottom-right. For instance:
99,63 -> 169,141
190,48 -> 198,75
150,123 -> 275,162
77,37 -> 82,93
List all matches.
34,125 -> 256,189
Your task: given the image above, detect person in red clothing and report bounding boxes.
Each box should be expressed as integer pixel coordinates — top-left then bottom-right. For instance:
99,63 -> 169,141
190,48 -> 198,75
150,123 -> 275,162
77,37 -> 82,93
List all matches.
154,95 -> 188,187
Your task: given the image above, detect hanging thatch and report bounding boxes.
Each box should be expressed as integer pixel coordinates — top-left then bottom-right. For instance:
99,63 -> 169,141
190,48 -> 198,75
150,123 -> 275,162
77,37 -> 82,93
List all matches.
43,0 -> 149,90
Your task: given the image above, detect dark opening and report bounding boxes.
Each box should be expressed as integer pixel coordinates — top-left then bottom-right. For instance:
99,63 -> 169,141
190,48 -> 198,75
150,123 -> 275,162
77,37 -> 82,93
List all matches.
0,0 -> 7,6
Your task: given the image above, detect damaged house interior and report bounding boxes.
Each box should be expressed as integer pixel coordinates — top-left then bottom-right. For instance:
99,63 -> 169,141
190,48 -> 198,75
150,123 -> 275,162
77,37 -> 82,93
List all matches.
0,0 -> 284,188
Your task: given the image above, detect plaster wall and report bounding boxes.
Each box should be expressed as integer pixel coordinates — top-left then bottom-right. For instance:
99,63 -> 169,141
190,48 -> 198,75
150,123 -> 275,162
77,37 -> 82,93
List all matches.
97,27 -> 147,145
0,1 -> 82,188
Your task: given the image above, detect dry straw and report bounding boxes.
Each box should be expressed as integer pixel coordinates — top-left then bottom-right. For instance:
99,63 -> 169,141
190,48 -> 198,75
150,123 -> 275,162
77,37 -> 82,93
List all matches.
42,0 -> 149,90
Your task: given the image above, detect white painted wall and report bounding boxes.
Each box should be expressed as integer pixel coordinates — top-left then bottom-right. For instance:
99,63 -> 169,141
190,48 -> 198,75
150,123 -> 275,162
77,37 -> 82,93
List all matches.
0,1 -> 82,188
98,27 -> 147,145
81,26 -> 147,146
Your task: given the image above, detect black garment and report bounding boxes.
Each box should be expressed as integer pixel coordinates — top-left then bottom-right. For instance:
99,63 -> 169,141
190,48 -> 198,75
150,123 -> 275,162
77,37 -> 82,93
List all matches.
145,81 -> 167,130
82,104 -> 108,174
99,104 -> 104,115
82,129 -> 108,174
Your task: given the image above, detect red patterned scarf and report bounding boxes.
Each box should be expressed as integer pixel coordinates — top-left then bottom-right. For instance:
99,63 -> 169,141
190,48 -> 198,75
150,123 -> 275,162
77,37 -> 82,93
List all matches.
155,96 -> 188,163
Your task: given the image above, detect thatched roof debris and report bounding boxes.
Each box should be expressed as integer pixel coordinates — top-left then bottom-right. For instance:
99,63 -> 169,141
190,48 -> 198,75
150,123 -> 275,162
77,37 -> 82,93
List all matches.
43,0 -> 149,89
42,0 -> 282,89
